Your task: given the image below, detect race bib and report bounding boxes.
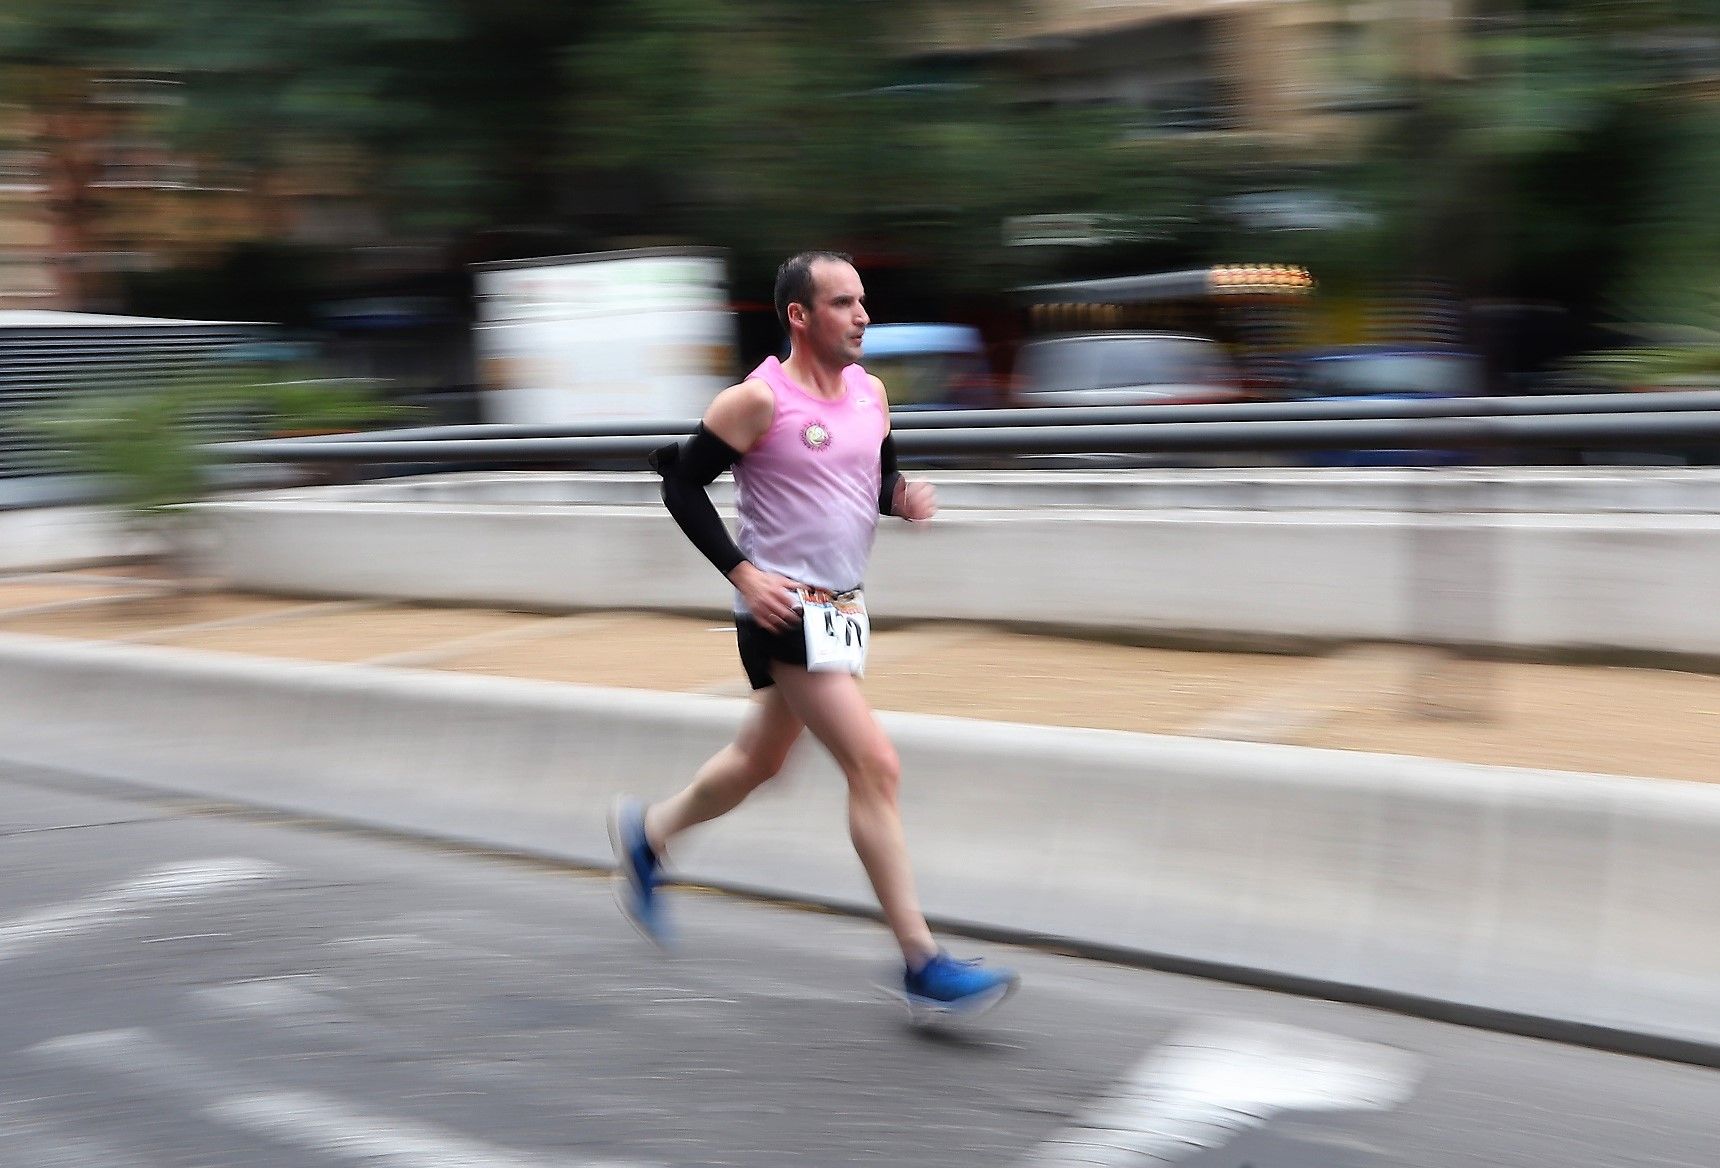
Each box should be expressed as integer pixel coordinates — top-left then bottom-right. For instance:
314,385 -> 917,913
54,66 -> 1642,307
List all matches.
799,587 -> 869,676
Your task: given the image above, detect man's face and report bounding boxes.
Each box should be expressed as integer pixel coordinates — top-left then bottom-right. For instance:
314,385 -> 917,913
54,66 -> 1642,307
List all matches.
796,260 -> 868,365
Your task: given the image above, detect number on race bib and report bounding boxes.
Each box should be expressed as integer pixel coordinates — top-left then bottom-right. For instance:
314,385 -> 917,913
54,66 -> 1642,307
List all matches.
799,587 -> 869,676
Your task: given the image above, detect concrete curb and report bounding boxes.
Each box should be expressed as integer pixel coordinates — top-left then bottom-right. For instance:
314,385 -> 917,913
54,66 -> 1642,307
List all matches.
1,630 -> 1717,1065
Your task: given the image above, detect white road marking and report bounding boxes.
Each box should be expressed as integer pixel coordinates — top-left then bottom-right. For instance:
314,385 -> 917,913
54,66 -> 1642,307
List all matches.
32,1029 -> 236,1103
327,931 -> 510,965
210,1091 -> 649,1168
31,1029 -> 659,1168
0,859 -> 282,963
1021,1019 -> 1420,1166
193,975 -> 353,1021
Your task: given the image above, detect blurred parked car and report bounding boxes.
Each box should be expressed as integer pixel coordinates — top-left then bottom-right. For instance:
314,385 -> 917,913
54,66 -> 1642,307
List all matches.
1004,331 -> 1245,466
1290,346 -> 1483,402
1013,331 -> 1243,407
859,323 -> 998,410
1288,345 -> 1483,466
1217,189 -> 1377,233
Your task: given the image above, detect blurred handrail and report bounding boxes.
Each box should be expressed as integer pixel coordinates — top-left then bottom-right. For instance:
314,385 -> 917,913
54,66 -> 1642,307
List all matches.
207,410 -> 1720,465
256,390 -> 1720,447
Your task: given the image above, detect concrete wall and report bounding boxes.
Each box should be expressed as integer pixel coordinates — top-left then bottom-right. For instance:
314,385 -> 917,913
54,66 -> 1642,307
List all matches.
0,505 -> 146,571
188,470 -> 1720,658
2,630 -> 1715,1054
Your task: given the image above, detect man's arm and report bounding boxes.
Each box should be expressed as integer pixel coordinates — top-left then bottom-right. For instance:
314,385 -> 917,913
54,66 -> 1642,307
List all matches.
704,376 -> 774,453
651,379 -> 801,630
869,374 -> 936,522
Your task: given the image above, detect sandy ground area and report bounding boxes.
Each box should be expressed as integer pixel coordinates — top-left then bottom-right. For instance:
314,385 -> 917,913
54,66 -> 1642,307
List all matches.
3,573 -> 1715,784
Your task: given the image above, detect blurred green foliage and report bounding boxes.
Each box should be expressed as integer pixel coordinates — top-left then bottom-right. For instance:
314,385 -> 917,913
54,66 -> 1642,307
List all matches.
1285,1 -> 1720,340
0,0 -> 597,233
565,0 -> 1211,292
20,370 -> 406,523
0,0 -> 1715,340
1568,333 -> 1720,389
1620,107 -> 1720,334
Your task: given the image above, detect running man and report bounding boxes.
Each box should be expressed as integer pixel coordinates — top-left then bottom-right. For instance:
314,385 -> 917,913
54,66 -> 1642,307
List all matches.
610,251 -> 1018,1018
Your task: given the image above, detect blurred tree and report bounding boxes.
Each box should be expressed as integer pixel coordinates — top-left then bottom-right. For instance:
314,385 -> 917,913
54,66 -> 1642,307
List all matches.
121,0 -> 599,238
0,0 -> 603,306
0,0 -> 146,305
1619,105 -> 1720,336
1472,1 -> 1720,342
1273,0 -> 1718,346
20,367 -> 405,584
565,0 -> 1199,301
6,0 -> 1711,354
1564,100 -> 1720,388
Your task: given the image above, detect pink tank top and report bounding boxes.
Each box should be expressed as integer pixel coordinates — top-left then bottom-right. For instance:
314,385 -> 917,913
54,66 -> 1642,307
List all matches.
732,356 -> 886,611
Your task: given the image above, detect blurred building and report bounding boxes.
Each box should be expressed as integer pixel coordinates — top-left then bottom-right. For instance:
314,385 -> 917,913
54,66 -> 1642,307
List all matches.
913,0 -> 1466,149
0,74 -> 244,311
0,104 -> 59,308
0,72 -> 391,313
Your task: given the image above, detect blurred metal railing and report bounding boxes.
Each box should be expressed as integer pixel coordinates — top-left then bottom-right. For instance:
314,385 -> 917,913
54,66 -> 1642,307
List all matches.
209,408 -> 1720,465
0,321 -> 264,480
251,390 -> 1720,447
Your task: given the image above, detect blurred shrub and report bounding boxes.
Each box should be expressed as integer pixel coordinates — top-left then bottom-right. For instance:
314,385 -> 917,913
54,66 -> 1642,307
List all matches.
1567,330 -> 1720,391
20,367 -> 406,528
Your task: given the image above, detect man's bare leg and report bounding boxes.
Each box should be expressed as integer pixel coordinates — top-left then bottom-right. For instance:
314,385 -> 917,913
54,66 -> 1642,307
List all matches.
771,665 -> 939,967
612,688 -> 802,944
644,688 -> 804,853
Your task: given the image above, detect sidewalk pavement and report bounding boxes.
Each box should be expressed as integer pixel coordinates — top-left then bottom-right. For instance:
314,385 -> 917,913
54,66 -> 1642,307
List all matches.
1,568 -> 1716,786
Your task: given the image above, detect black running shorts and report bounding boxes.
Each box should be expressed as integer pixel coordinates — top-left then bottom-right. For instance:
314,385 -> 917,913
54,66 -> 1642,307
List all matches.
734,615 -> 807,690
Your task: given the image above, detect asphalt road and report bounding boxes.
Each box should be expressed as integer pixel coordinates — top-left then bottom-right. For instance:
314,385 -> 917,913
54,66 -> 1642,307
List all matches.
0,762 -> 1714,1168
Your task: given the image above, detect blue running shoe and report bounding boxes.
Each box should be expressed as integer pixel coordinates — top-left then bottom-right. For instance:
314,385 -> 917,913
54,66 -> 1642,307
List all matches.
901,951 -> 1019,1021
608,796 -> 669,947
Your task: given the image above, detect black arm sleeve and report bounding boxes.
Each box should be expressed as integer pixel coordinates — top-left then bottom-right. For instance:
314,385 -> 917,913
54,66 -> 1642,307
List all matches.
878,432 -> 903,517
649,424 -> 746,577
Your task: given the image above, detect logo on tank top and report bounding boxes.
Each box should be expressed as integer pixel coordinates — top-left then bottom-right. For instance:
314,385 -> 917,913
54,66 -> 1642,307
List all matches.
800,421 -> 832,451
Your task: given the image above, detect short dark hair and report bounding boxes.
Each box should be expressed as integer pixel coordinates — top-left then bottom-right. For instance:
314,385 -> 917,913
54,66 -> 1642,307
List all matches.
774,250 -> 853,333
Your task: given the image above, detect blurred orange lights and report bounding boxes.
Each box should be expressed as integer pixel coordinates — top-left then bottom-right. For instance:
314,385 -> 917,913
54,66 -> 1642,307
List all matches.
1211,264 -> 1315,294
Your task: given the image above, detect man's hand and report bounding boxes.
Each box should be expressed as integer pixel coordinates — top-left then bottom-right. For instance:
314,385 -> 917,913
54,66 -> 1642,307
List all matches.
893,478 -> 938,523
729,562 -> 803,632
